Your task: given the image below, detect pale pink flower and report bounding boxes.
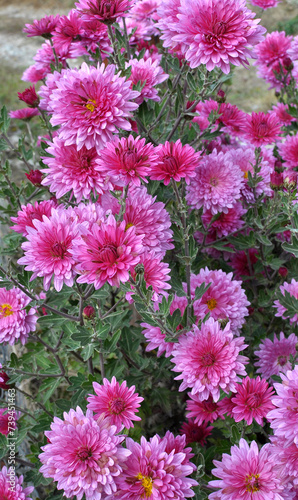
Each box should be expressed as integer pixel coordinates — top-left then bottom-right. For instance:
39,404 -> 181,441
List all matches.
274,279 -> 298,325
269,438 -> 298,492
23,14 -> 60,37
9,108 -> 39,120
157,0 -> 187,58
39,407 -> 130,500
209,439 -> 284,500
76,0 -> 132,24
186,394 -> 224,425
11,199 -> 57,237
255,332 -> 298,379
201,203 -> 246,238
22,65 -> 49,83
150,140 -> 200,185
231,376 -> 275,426
0,287 -> 37,345
174,0 -> 265,74
140,323 -> 176,358
278,135 -> 298,169
87,377 -> 143,431
126,57 -> 168,104
0,466 -> 33,500
18,209 -> 80,292
171,318 -> 248,401
49,63 -> 139,153
186,150 -> 244,215
250,0 -> 280,8
244,112 -> 282,146
180,419 -> 213,446
38,70 -> 65,112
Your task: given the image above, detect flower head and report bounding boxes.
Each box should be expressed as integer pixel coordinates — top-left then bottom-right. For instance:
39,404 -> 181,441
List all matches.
149,139 -> 199,185
25,169 -> 43,186
250,0 -> 280,8
18,86 -> 40,107
87,377 -> 143,431
23,15 -> 60,37
201,203 -> 246,238
186,394 -> 224,425
180,419 -> 213,446
274,279 -> 298,325
0,287 -> 37,345
255,332 -> 298,379
0,408 -> 18,436
278,135 -> 298,170
9,108 -> 39,120
0,466 -> 33,500
0,369 -> 10,390
10,199 -> 57,237
75,0 -> 132,24
231,376 -> 275,426
255,31 -> 292,89
244,112 -> 282,146
125,57 -> 168,104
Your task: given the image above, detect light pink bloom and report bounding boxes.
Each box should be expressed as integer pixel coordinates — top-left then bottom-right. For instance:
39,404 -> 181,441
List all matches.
18,208 -> 80,292
11,199 -> 57,237
269,438 -> 298,492
23,14 -> 60,37
87,377 -> 143,431
255,31 -> 293,89
71,213 -> 144,289
209,439 -> 284,500
75,0 -> 132,23
39,407 -> 130,500
278,135 -> 298,169
250,0 -> 280,8
49,63 -> 139,153
0,287 -> 37,345
150,140 -> 199,185
38,70 -> 65,112
274,279 -> 298,325
126,57 -> 168,104
9,108 -> 39,120
157,0 -> 186,57
22,65 -> 49,83
140,323 -> 176,358
171,318 -> 248,401
244,112 -> 282,146
255,332 -> 298,379
201,203 -> 246,238
231,376 -> 275,426
0,466 -> 33,500
186,394 -> 224,425
186,150 -> 244,215
131,0 -> 161,23
174,0 -> 265,74
180,419 -> 213,446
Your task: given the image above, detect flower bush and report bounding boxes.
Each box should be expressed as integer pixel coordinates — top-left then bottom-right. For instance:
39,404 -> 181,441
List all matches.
1,0 -> 298,499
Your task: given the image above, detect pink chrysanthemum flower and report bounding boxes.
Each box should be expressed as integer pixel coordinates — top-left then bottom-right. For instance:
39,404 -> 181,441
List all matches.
41,136 -> 110,202
0,408 -> 19,436
9,108 -> 39,120
0,466 -> 34,500
140,323 -> 175,358
267,366 -> 298,446
193,100 -> 247,137
18,209 -> 81,292
171,318 -> 248,401
79,18 -> 112,56
95,135 -> 157,186
187,268 -> 250,334
255,332 -> 298,379
271,103 -> 295,126
231,376 -> 275,426
49,63 -> 139,153
180,419 -> 213,446
255,31 -> 292,90
126,57 -> 168,105
22,65 -> 49,83
174,0 -> 265,74
114,434 -> 197,498
52,10 -> 85,53
244,112 -> 282,146
201,203 -> 246,238
186,150 -> 243,215
278,135 -> 298,169
131,251 -> 171,300
23,14 -> 60,37
149,140 -> 200,185
209,439 -> 284,500
76,0 -> 132,24
0,287 -> 37,345
38,69 -> 65,112
230,248 -> 258,279
87,377 -> 143,431
186,394 -> 223,425
10,200 -> 57,237
157,0 -> 187,58
124,185 -> 173,257
39,407 -> 130,500
274,279 -> 298,325
18,86 -> 39,108
269,438 -> 298,491
71,213 -> 144,289
250,0 -> 280,8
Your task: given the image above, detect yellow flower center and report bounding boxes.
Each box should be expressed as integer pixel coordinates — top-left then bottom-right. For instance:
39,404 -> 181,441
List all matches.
86,99 -> 96,112
243,171 -> 249,179
0,303 -> 13,317
136,473 -> 153,498
245,473 -> 260,493
206,298 -> 217,310
125,222 -> 134,231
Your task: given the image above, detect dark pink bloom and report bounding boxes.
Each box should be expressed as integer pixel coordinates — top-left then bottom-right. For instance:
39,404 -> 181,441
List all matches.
278,135 -> 298,169
23,15 -> 60,37
25,169 -> 43,186
131,251 -> 171,300
0,408 -> 18,436
22,64 -> 49,83
186,394 -> 223,425
10,199 -> 57,237
87,377 -> 143,431
231,376 -> 275,426
9,108 -> 39,120
75,0 -> 132,24
244,112 -> 282,146
18,86 -> 40,107
255,332 -> 298,379
83,305 -> 96,319
126,57 -> 168,104
150,140 -> 200,185
271,103 -> 295,126
278,267 -> 288,278
0,466 -> 33,500
250,0 -> 280,8
274,279 -> 298,325
180,419 -> 213,446
230,248 -> 259,278
52,10 -> 84,53
0,370 -> 10,390
201,203 -> 246,238
255,31 -> 292,89
0,287 -> 37,345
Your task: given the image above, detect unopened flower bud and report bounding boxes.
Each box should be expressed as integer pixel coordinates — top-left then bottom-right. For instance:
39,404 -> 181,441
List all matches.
135,263 -> 144,275
283,56 -> 294,71
216,89 -> 226,103
83,305 -> 96,319
25,169 -> 43,186
270,171 -> 283,190
278,267 -> 288,278
18,86 -> 40,108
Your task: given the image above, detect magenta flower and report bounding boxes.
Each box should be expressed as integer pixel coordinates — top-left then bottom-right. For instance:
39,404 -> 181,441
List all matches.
11,200 -> 56,237
174,0 -> 265,74
79,18 -> 112,57
0,287 -> 37,345
186,150 -> 244,215
95,135 -> 157,187
72,213 -> 144,289
274,279 -> 298,325
0,408 -> 19,436
171,318 -> 248,401
231,376 -> 275,426
201,203 -> 246,238
255,332 -> 298,379
209,439 -> 284,500
49,63 -> 139,153
278,135 -> 298,170
255,31 -> 292,90
76,0 -> 132,24
149,140 -> 200,185
23,14 -> 60,37
271,103 -> 295,126
186,394 -> 224,425
114,434 -> 197,498
9,108 -> 39,120
157,0 -> 187,58
244,112 -> 282,146
131,251 -> 171,300
180,419 -> 213,446
22,65 -> 49,83
18,208 -> 81,292
39,407 -> 130,500
251,0 -> 280,7
0,466 -> 33,500
126,57 -> 168,104
18,86 -> 39,107
87,377 -> 143,431
141,323 -> 175,358
230,248 -> 259,279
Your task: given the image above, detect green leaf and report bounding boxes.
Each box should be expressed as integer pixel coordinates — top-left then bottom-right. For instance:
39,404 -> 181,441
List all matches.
256,233 -> 273,247
104,329 -> 121,352
81,343 -> 95,361
282,236 -> 298,257
186,72 -> 198,92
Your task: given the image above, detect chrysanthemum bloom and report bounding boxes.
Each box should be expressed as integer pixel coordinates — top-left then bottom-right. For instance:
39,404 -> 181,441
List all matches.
124,185 -> 173,257
39,407 -> 130,500
79,18 -> 112,57
255,332 -> 298,379
0,408 -> 18,436
131,251 -> 171,301
271,103 -> 295,126
131,0 -> 161,22
41,136 -> 110,202
126,57 -> 168,105
274,279 -> 298,325
217,395 -> 237,418
209,439 -> 284,500
18,209 -> 80,292
9,108 -> 39,120
38,69 -> 65,112
186,150 -> 244,215
0,368 -> 10,390
0,466 -> 34,500
140,323 -> 176,358
278,135 -> 298,170
230,376 -> 275,426
157,0 -> 187,58
173,0 -> 265,74
76,0 -> 132,24
250,0 -> 280,8
244,112 -> 282,147
49,63 -> 139,153
255,31 -> 293,90
186,268 -> 250,334
51,10 -> 84,53
180,419 -> 213,446
25,169 -> 43,186
87,377 -> 143,431
23,14 -> 60,37
193,100 -> 247,137
267,366 -> 298,446
0,287 -> 37,345
95,135 -> 157,186
72,213 -> 144,289
22,64 -> 49,84
18,86 -> 39,107
201,203 -> 246,238
230,248 -> 258,279
186,394 -> 223,425
269,438 -> 298,492
114,434 -> 197,498
11,200 -> 56,237
171,318 -> 248,401
149,140 -> 200,185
